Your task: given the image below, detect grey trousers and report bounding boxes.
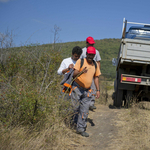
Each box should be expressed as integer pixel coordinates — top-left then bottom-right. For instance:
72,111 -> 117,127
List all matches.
71,82 -> 93,132
90,80 -> 96,107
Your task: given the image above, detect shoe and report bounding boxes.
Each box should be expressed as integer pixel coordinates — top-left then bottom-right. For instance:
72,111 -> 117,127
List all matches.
77,131 -> 89,137
89,105 -> 96,111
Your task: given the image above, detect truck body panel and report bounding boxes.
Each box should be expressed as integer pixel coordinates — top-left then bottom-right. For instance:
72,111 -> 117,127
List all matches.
118,39 -> 150,67
113,18 -> 150,107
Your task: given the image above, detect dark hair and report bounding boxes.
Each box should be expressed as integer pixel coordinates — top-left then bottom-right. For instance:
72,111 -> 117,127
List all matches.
72,46 -> 82,55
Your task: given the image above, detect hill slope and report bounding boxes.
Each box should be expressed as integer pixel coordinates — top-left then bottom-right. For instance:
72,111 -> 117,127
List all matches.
56,38 -> 121,79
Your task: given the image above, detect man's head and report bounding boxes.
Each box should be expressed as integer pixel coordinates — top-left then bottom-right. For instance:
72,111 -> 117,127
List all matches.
86,36 -> 95,47
86,46 -> 96,63
72,46 -> 82,61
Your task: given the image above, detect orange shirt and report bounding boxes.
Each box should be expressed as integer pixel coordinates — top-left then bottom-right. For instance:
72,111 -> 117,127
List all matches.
74,58 -> 101,89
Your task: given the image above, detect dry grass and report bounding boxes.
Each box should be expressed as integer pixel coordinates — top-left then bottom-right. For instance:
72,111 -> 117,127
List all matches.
0,117 -> 83,150
98,80 -> 114,106
110,103 -> 150,150
2,79 -> 150,150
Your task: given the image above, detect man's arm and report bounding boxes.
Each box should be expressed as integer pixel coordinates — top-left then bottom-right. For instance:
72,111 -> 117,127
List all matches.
73,67 -> 88,78
57,59 -> 74,75
57,61 -> 65,75
73,69 -> 80,78
97,61 -> 101,69
95,50 -> 101,69
62,64 -> 74,74
94,76 -> 100,98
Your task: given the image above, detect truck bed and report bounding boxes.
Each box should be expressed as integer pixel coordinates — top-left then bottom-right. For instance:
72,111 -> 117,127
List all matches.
119,38 -> 150,65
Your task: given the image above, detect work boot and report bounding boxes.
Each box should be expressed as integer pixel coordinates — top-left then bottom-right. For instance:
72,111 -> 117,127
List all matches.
89,105 -> 96,111
77,131 -> 89,137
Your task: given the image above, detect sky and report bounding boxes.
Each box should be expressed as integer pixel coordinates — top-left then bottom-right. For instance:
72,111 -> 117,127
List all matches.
0,0 -> 150,47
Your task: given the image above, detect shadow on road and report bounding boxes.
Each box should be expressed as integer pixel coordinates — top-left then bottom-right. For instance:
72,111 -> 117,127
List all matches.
109,104 -> 121,109
87,118 -> 95,126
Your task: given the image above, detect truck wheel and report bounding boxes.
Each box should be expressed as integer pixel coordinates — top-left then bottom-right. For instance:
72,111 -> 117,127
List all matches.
113,89 -> 123,108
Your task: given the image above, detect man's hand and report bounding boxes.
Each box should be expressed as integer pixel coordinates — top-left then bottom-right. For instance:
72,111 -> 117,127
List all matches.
73,67 -> 88,78
68,64 -> 74,70
62,64 -> 74,74
82,67 -> 88,73
96,91 -> 100,98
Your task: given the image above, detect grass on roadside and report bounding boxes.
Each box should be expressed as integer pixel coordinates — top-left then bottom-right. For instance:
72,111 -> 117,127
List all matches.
110,100 -> 150,150
0,44 -> 83,150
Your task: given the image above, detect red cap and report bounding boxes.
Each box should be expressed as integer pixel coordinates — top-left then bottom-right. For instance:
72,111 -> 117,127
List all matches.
86,36 -> 95,44
87,46 -> 96,54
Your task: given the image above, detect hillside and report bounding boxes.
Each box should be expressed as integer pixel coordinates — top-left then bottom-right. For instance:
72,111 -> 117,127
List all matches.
44,38 -> 121,79
12,38 -> 120,79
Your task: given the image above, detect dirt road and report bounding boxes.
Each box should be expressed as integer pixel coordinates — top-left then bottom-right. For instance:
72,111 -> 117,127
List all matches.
76,104 -> 124,150
68,96 -> 150,150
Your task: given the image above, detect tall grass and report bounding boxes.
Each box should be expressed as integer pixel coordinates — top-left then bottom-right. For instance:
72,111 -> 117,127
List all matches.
0,44 -> 79,149
109,99 -> 150,150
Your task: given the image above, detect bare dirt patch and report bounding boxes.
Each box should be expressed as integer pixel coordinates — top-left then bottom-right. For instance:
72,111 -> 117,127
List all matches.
70,103 -> 150,150
75,104 -> 124,150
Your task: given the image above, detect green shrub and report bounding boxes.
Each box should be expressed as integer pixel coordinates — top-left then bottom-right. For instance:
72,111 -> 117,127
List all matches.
0,45 -> 65,126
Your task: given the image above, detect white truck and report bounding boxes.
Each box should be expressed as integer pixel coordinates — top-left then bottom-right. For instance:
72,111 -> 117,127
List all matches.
113,18 -> 150,107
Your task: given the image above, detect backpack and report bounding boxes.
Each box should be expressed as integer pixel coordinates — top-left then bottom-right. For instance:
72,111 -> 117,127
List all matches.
60,58 -> 97,94
60,68 -> 74,94
80,58 -> 97,69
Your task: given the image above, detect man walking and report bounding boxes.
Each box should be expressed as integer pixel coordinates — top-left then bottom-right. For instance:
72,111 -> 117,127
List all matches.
71,46 -> 101,137
57,46 -> 82,124
80,36 -> 101,110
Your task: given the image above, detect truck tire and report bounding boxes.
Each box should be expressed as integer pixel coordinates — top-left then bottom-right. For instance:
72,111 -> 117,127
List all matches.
113,68 -> 124,108
113,89 -> 123,107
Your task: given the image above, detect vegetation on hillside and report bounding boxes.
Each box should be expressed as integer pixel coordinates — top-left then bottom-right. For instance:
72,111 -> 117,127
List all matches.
58,38 -> 121,79
0,36 -> 120,149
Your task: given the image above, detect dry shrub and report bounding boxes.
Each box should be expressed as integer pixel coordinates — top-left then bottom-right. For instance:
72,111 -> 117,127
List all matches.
0,45 -> 63,125
109,103 -> 150,150
137,101 -> 150,110
98,78 -> 114,106
0,89 -> 81,150
0,44 -> 83,149
0,117 -> 82,150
